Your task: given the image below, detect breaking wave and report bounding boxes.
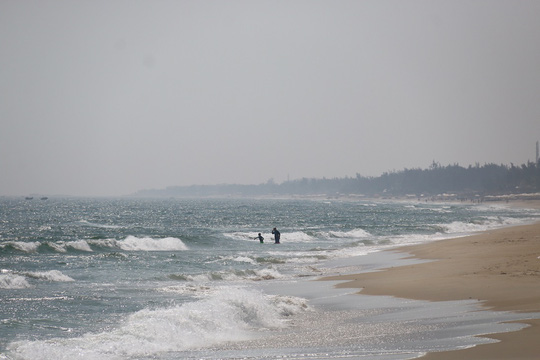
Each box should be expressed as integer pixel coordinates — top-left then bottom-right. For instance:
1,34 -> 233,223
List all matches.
224,228 -> 372,243
7,288 -> 309,360
0,241 -> 41,253
437,216 -> 529,235
0,273 -> 32,289
22,270 -> 75,282
0,236 -> 188,254
111,236 -> 188,251
169,266 -> 285,283
0,269 -> 74,288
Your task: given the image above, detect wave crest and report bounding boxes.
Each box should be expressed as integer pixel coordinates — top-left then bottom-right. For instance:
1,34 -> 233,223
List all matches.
7,288 -> 309,359
23,270 -> 74,282
115,236 -> 188,251
0,241 -> 41,253
0,274 -> 31,289
224,229 -> 371,243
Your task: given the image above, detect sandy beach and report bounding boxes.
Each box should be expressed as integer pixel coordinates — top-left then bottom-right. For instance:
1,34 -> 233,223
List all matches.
324,204 -> 540,359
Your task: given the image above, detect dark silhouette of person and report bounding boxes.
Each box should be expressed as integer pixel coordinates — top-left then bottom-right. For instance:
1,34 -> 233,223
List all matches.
271,228 -> 280,244
254,233 -> 264,243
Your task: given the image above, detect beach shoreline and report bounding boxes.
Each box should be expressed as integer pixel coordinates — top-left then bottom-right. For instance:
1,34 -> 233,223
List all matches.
323,201 -> 540,359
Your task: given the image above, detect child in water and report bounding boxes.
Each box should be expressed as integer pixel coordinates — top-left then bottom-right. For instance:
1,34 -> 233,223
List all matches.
254,233 -> 264,243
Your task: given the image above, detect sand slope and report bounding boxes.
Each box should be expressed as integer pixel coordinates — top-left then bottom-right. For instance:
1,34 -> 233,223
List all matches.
324,221 -> 540,359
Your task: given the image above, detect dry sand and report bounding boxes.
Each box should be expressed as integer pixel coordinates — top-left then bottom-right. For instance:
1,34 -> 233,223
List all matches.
324,205 -> 540,359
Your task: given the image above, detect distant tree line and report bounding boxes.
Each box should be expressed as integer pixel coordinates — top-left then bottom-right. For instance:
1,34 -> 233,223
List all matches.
133,161 -> 540,198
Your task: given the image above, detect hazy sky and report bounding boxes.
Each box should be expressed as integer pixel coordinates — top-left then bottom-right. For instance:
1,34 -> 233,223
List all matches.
1,1 -> 540,196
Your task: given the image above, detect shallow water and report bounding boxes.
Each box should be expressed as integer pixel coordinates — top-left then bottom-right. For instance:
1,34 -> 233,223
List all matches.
1,197 -> 539,359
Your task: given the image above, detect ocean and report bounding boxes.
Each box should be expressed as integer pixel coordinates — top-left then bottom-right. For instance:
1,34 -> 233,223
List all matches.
1,197 -> 539,360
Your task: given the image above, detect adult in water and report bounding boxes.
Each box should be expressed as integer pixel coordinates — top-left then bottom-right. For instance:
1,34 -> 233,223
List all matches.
271,227 -> 280,244
254,233 -> 264,243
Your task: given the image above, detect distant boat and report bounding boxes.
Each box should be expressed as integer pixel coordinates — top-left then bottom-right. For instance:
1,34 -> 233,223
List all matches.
25,197 -> 33,200
40,197 -> 48,200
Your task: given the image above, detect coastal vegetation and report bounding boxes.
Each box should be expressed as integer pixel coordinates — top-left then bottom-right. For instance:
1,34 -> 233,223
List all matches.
134,161 -> 540,199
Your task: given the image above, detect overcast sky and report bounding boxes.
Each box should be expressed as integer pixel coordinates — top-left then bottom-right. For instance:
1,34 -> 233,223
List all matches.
1,1 -> 540,197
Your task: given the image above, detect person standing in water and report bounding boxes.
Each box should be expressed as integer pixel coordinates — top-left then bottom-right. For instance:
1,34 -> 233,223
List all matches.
271,228 -> 280,244
254,233 -> 264,243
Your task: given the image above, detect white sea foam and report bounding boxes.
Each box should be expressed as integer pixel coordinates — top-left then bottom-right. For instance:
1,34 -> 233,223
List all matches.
224,229 -> 371,243
7,288 -> 308,360
386,233 -> 451,248
279,231 -> 314,242
440,217 -> 527,235
44,240 -> 93,253
67,240 -> 93,252
171,266 -> 286,283
23,270 -> 74,282
224,232 -> 263,241
0,241 -> 41,253
323,228 -> 371,239
86,238 -> 118,248
250,267 -> 285,281
327,244 -> 381,260
45,242 -> 67,253
286,256 -> 326,265
231,255 -> 257,264
367,216 -> 531,250
6,296 -> 72,302
219,254 -> 279,266
440,220 -> 491,234
225,231 -> 317,243
76,220 -> 122,229
426,207 -> 453,213
115,236 -> 188,251
157,284 -> 214,296
269,294 -> 310,316
0,274 -> 31,289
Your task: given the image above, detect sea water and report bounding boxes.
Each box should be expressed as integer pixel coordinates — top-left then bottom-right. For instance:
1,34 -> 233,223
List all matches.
1,197 -> 539,359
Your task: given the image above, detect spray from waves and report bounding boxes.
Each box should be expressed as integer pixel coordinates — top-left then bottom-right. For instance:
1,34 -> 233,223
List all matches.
169,267 -> 285,283
364,216 -> 537,250
157,284 -> 214,297
6,288 -> 309,360
223,232 -> 270,242
225,231 -> 316,243
282,231 -> 316,242
208,254 -> 286,266
231,255 -> 257,265
265,230 -> 370,242
224,229 -> 371,243
1,240 -> 93,254
0,269 -> 73,288
0,273 -> 31,289
437,216 -> 532,235
116,236 -> 188,251
318,228 -> 371,239
0,241 -> 41,253
22,270 -> 75,282
90,236 -> 188,251
46,240 -> 94,253
1,236 -> 189,254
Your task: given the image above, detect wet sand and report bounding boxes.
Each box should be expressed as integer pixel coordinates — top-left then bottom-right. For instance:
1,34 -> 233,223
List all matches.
324,215 -> 540,359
